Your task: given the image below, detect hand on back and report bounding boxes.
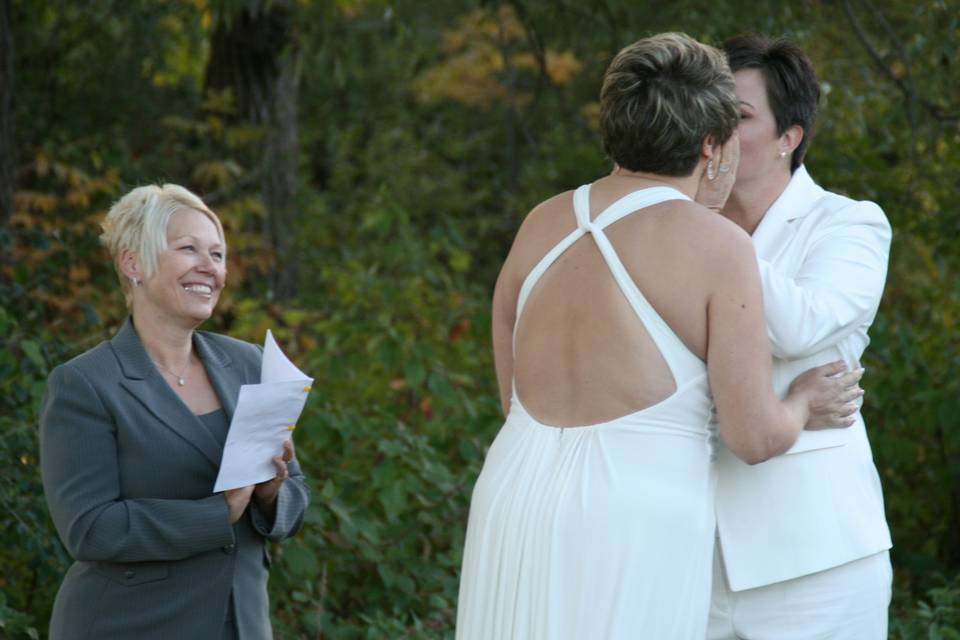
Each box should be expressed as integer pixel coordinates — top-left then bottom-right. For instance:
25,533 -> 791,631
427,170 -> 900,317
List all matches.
787,361 -> 864,430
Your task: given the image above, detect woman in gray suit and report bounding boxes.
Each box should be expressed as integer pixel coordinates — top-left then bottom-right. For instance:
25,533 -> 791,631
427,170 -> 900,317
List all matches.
40,184 -> 309,640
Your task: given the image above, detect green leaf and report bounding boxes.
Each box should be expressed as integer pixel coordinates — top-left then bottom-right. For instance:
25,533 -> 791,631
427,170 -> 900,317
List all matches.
19,341 -> 46,373
282,543 -> 319,579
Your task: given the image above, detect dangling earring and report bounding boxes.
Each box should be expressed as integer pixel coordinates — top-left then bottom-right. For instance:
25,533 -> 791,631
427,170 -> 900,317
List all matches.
130,276 -> 140,287
706,159 -> 717,181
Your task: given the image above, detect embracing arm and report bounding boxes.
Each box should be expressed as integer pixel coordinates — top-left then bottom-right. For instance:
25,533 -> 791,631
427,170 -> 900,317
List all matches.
706,223 -> 860,463
40,364 -> 235,563
760,201 -> 891,359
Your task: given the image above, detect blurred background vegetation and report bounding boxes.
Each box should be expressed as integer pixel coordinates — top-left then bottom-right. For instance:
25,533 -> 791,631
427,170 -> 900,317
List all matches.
1,0 -> 958,637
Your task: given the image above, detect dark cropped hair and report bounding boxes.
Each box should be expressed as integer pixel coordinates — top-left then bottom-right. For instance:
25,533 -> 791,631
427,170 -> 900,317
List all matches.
723,34 -> 819,173
600,32 -> 739,177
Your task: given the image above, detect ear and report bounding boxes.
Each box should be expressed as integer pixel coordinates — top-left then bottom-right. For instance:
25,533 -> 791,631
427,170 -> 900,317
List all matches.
118,248 -> 142,282
779,124 -> 804,156
701,135 -> 717,160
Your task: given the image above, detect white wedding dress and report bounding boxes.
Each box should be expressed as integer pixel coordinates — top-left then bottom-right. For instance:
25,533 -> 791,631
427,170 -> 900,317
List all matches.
456,185 -> 718,639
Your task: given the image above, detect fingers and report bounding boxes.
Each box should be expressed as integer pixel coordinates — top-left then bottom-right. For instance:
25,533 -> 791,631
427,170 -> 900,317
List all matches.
715,132 -> 739,175
828,381 -> 863,418
271,455 -> 289,481
818,408 -> 857,428
833,414 -> 857,427
721,132 -> 740,170
815,360 -> 849,377
839,386 -> 865,403
837,367 -> 865,385
825,399 -> 860,426
224,485 -> 255,522
226,484 -> 255,498
800,360 -> 868,432
260,442 -> 294,486
841,402 -> 859,417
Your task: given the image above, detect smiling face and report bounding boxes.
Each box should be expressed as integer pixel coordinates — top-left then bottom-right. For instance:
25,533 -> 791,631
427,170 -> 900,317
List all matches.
137,208 -> 226,327
733,68 -> 791,184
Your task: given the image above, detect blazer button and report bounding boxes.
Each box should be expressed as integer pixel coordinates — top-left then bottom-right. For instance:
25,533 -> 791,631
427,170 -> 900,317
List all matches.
124,570 -> 136,581
222,543 -> 236,554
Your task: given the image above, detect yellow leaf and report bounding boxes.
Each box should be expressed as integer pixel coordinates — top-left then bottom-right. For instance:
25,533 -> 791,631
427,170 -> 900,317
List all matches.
580,102 -> 601,130
545,51 -> 582,86
14,191 -> 59,215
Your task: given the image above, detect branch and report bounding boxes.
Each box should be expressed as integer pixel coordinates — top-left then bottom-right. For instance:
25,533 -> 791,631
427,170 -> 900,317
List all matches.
506,0 -> 549,102
843,0 -> 959,124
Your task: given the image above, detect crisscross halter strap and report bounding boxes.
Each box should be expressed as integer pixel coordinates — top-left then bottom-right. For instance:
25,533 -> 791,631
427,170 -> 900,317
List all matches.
513,184 -> 705,387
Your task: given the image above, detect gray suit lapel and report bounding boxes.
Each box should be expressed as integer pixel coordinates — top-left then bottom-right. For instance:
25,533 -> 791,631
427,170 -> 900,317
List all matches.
193,330 -> 244,422
111,318 -> 225,468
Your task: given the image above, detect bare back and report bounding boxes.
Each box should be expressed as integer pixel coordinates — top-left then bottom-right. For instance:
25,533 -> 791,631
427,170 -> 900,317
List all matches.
496,177 -> 721,427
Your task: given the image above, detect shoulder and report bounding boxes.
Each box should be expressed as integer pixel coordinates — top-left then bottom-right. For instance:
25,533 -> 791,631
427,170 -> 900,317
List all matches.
679,203 -> 763,297
670,200 -> 757,262
500,190 -> 577,279
809,186 -> 890,234
515,190 -> 576,237
51,341 -> 116,385
44,343 -> 116,412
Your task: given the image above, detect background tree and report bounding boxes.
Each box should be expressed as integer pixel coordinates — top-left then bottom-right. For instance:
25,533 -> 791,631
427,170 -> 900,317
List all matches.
204,0 -> 302,301
0,0 -> 13,229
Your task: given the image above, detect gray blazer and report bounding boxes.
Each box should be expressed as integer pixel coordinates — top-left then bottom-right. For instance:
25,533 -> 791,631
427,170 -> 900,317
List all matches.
40,318 -> 309,640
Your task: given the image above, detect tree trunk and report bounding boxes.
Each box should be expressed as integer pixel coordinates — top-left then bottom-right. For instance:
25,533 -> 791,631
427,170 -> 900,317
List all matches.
204,1 -> 301,300
0,0 -> 14,231
262,45 -> 300,300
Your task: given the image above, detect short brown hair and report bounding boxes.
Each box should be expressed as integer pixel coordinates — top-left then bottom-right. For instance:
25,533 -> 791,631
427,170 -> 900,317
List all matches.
600,32 -> 739,176
723,34 -> 819,173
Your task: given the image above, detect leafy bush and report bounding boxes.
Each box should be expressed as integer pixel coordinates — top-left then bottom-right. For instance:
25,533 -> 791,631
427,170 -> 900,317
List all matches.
891,575 -> 960,640
0,295 -> 70,638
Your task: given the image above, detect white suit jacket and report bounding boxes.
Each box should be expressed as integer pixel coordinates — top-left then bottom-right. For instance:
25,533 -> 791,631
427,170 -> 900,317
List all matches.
715,166 -> 893,591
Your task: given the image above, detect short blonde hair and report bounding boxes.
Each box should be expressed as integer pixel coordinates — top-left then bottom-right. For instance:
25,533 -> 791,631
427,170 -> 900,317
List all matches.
100,184 -> 225,307
600,32 -> 739,176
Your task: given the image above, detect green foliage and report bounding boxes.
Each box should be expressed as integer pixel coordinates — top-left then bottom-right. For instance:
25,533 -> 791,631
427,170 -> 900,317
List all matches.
3,0 -> 960,636
0,295 -> 70,638
891,576 -> 960,640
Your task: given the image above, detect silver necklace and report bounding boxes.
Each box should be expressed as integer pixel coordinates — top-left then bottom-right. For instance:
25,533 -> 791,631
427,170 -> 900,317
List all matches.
153,360 -> 190,386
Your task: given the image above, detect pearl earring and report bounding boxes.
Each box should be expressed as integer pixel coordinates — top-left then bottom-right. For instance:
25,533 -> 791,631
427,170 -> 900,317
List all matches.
779,151 -> 787,158
706,159 -> 717,181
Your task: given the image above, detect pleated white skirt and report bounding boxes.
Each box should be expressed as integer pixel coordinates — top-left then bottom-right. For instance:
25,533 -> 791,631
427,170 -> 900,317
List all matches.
456,402 -> 716,640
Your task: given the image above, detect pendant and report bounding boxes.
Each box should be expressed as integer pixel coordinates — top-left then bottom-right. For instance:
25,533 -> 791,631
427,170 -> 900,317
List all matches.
177,377 -> 186,386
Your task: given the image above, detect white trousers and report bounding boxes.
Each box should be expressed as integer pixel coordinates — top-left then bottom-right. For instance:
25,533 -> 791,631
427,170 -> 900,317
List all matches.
707,548 -> 892,640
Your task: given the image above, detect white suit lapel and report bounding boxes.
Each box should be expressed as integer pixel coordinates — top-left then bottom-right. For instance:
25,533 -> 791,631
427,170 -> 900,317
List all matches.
751,166 -> 824,260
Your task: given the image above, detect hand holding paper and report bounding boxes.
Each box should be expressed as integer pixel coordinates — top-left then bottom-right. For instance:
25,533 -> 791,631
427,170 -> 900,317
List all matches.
213,331 -> 313,493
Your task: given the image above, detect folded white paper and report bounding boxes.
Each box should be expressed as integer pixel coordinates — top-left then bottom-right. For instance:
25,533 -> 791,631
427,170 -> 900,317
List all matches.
213,330 -> 313,492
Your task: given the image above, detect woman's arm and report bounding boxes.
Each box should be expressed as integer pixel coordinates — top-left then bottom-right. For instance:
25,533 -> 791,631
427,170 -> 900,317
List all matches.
758,201 -> 891,359
705,223 -> 861,464
492,263 -> 519,417
40,363 -> 236,562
